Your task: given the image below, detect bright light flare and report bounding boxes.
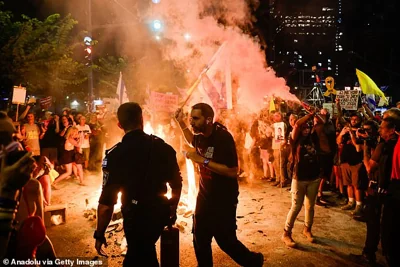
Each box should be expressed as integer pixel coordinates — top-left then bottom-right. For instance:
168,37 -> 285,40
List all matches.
152,20 -> 162,31
155,35 -> 161,41
184,33 -> 191,41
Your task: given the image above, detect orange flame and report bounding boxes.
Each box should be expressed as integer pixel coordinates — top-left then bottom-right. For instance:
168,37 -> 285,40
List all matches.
185,158 -> 197,212
144,121 -> 197,213
165,182 -> 172,199
114,192 -> 122,210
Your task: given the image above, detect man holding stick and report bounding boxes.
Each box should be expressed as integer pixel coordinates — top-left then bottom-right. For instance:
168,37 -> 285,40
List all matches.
175,103 -> 264,267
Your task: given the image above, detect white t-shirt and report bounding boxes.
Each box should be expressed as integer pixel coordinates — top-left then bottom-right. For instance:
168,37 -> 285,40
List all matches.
76,124 -> 91,148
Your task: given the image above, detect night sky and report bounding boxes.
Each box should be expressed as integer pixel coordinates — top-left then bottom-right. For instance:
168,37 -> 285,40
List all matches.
3,0 -> 400,103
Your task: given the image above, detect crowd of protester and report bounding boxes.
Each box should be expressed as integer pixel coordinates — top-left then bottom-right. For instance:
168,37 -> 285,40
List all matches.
7,104 -> 122,192
1,98 -> 400,266
216,99 -> 400,266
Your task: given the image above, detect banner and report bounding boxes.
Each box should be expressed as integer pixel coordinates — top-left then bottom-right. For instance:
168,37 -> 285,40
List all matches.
40,96 -> 52,110
12,86 -> 26,104
150,91 -> 179,112
336,90 -> 359,110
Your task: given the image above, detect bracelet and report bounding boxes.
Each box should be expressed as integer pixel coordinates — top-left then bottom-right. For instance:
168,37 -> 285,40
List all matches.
182,127 -> 188,131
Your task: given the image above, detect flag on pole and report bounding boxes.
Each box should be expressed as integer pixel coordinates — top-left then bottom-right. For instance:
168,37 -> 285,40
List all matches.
116,72 -> 129,105
195,42 -> 233,110
356,69 -> 388,106
182,42 -> 228,108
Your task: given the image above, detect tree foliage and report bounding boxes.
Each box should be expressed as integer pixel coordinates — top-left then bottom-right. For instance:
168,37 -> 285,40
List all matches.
0,7 -> 89,97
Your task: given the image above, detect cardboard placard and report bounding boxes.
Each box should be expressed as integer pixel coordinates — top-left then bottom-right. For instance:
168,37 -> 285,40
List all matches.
273,122 -> 285,142
150,91 -> 178,112
12,86 -> 27,104
322,103 -> 337,115
336,90 -> 359,110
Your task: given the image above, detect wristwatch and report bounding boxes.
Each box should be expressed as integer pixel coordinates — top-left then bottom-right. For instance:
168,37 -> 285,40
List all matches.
203,159 -> 210,168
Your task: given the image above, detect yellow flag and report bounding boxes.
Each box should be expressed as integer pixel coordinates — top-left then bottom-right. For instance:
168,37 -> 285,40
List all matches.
356,69 -> 388,106
269,97 -> 276,112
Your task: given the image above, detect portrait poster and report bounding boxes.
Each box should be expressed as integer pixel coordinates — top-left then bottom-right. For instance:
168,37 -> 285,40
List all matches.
273,122 -> 285,141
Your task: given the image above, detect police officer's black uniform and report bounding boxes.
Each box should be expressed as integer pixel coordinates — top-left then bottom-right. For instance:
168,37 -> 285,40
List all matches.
99,129 -> 182,267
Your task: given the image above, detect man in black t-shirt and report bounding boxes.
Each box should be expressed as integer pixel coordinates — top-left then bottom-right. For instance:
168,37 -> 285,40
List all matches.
175,103 -> 264,267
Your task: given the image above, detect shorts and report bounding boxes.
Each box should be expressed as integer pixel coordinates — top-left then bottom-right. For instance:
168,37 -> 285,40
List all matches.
59,150 -> 75,165
341,163 -> 362,187
260,149 -> 270,161
319,153 -> 334,179
82,147 -> 90,161
41,148 -> 58,163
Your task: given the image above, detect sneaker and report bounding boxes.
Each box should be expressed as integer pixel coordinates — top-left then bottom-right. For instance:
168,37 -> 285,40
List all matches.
341,202 -> 356,210
351,205 -> 363,217
316,197 -> 328,207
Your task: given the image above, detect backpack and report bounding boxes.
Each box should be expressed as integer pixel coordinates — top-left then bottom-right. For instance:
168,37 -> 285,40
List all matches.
293,136 -> 320,180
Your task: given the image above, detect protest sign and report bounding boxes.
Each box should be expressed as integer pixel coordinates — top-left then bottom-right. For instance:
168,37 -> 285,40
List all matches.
12,86 -> 26,104
322,103 -> 337,115
336,90 -> 359,110
150,91 -> 179,112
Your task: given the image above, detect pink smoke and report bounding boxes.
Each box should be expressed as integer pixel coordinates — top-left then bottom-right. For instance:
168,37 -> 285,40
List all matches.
149,0 -> 299,111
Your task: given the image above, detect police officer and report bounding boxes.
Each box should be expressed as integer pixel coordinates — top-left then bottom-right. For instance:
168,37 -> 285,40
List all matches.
175,103 -> 264,267
94,102 -> 182,266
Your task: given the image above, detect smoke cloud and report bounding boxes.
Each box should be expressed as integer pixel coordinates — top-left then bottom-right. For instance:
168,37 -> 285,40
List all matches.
149,0 -> 298,110
47,0 -> 298,112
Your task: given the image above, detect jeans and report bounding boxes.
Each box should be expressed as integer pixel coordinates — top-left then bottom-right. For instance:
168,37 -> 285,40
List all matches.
285,178 -> 321,232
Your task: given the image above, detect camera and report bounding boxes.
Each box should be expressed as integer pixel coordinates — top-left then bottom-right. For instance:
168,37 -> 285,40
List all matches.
357,128 -> 366,134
